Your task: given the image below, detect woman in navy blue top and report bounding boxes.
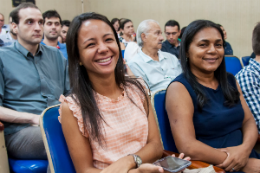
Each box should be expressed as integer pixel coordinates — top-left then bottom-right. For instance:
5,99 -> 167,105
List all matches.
166,20 -> 260,173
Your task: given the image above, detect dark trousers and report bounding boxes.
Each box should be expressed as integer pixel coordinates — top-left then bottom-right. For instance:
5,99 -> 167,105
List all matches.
5,126 -> 47,160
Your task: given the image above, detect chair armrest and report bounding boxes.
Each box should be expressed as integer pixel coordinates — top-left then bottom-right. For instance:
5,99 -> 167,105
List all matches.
257,134 -> 260,144
0,121 -> 4,132
163,150 -> 225,173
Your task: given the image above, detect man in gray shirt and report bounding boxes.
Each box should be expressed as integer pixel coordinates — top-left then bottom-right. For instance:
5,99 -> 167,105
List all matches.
0,3 -> 69,159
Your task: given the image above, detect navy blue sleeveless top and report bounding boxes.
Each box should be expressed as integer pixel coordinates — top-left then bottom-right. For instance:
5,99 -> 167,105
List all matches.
169,73 -> 260,159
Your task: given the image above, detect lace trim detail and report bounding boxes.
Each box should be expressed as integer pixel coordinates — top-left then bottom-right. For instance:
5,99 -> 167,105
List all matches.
59,95 -> 88,137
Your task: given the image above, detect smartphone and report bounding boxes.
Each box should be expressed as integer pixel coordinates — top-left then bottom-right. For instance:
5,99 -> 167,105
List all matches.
153,156 -> 191,173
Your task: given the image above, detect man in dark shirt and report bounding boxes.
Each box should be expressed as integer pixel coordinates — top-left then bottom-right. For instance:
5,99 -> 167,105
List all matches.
161,20 -> 181,59
0,3 -> 69,159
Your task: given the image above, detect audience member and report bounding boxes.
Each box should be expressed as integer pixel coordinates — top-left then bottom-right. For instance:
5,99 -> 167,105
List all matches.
41,10 -> 68,59
218,24 -> 233,55
0,11 -> 17,47
0,39 -> 3,47
236,22 -> 260,134
128,19 -> 182,93
124,41 -> 139,62
111,18 -> 120,32
0,3 -> 69,160
58,20 -> 70,44
0,13 -> 6,36
161,20 -> 181,59
166,19 -> 260,173
179,26 -> 186,40
59,12 -> 188,173
119,18 -> 135,47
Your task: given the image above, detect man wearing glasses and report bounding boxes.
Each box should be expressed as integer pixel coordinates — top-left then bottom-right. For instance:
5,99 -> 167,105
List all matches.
161,20 -> 181,59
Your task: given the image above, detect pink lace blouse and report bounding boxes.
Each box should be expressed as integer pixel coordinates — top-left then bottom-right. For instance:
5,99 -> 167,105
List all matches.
59,82 -> 149,169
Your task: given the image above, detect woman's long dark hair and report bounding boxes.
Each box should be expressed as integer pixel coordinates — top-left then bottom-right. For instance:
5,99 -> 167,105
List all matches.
66,13 -> 149,146
180,20 -> 239,110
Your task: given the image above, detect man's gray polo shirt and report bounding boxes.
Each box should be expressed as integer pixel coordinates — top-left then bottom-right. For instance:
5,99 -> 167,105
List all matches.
0,41 -> 70,135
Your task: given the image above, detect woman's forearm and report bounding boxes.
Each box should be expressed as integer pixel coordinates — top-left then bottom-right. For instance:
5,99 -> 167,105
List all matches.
241,118 -> 258,152
135,140 -> 163,164
178,139 -> 227,165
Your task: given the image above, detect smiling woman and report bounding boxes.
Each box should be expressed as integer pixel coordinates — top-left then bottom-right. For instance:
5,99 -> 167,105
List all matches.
58,12 -> 172,173
166,20 -> 260,173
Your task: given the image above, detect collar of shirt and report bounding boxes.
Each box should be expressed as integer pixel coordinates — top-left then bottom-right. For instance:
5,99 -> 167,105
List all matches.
139,49 -> 167,63
15,41 -> 43,59
41,40 -> 65,49
165,39 -> 180,48
249,58 -> 260,73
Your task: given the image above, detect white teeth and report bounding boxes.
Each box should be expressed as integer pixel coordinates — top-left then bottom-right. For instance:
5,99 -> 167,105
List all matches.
97,57 -> 111,63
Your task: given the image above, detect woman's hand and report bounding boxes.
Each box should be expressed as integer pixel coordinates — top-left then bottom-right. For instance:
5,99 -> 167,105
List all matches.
216,145 -> 250,172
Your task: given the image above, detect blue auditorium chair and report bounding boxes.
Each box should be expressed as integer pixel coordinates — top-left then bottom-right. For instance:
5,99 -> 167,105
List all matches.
151,90 -> 225,173
224,56 -> 243,76
121,50 -> 125,58
9,159 -> 48,173
241,56 -> 250,66
40,105 -> 76,173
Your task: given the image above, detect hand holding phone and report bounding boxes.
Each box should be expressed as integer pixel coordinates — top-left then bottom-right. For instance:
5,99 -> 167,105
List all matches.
153,156 -> 191,173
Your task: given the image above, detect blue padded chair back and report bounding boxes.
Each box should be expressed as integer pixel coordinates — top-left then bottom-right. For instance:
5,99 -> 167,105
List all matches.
121,50 -> 125,58
41,105 -> 76,173
242,56 -> 250,66
152,90 -> 178,153
224,56 -> 243,76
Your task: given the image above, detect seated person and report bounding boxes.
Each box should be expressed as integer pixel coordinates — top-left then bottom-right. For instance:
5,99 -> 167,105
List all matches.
41,10 -> 68,59
58,20 -> 70,44
0,11 -> 17,47
111,18 -> 120,34
218,24 -> 233,55
236,22 -> 260,134
178,26 -> 186,40
0,3 -> 69,160
161,20 -> 181,59
119,19 -> 135,47
128,19 -> 182,93
59,12 -> 188,173
250,52 -> 256,59
166,20 -> 260,173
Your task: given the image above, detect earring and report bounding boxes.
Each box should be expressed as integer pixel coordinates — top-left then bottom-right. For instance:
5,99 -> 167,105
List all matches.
79,62 -> 83,66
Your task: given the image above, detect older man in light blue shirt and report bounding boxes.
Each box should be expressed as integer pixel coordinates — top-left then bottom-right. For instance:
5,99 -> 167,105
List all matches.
128,19 -> 182,93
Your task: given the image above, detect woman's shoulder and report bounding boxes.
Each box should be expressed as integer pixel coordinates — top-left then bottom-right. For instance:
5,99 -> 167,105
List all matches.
168,73 -> 192,90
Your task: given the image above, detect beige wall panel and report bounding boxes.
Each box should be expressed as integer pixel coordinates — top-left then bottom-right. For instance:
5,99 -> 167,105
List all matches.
1,0 -> 260,57
85,0 -> 260,58
0,0 -> 83,23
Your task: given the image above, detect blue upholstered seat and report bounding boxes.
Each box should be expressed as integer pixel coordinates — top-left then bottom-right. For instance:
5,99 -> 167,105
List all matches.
9,159 -> 48,173
40,105 -> 76,173
152,90 -> 178,153
241,56 -> 250,66
224,56 -> 243,76
121,50 -> 125,58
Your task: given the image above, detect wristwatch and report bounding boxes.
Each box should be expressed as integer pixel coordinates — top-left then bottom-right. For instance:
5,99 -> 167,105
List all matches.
128,154 -> 142,168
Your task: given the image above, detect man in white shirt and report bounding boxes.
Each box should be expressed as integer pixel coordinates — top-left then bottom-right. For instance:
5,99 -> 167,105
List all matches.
0,13 -> 6,37
0,11 -> 17,47
128,19 -> 182,93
